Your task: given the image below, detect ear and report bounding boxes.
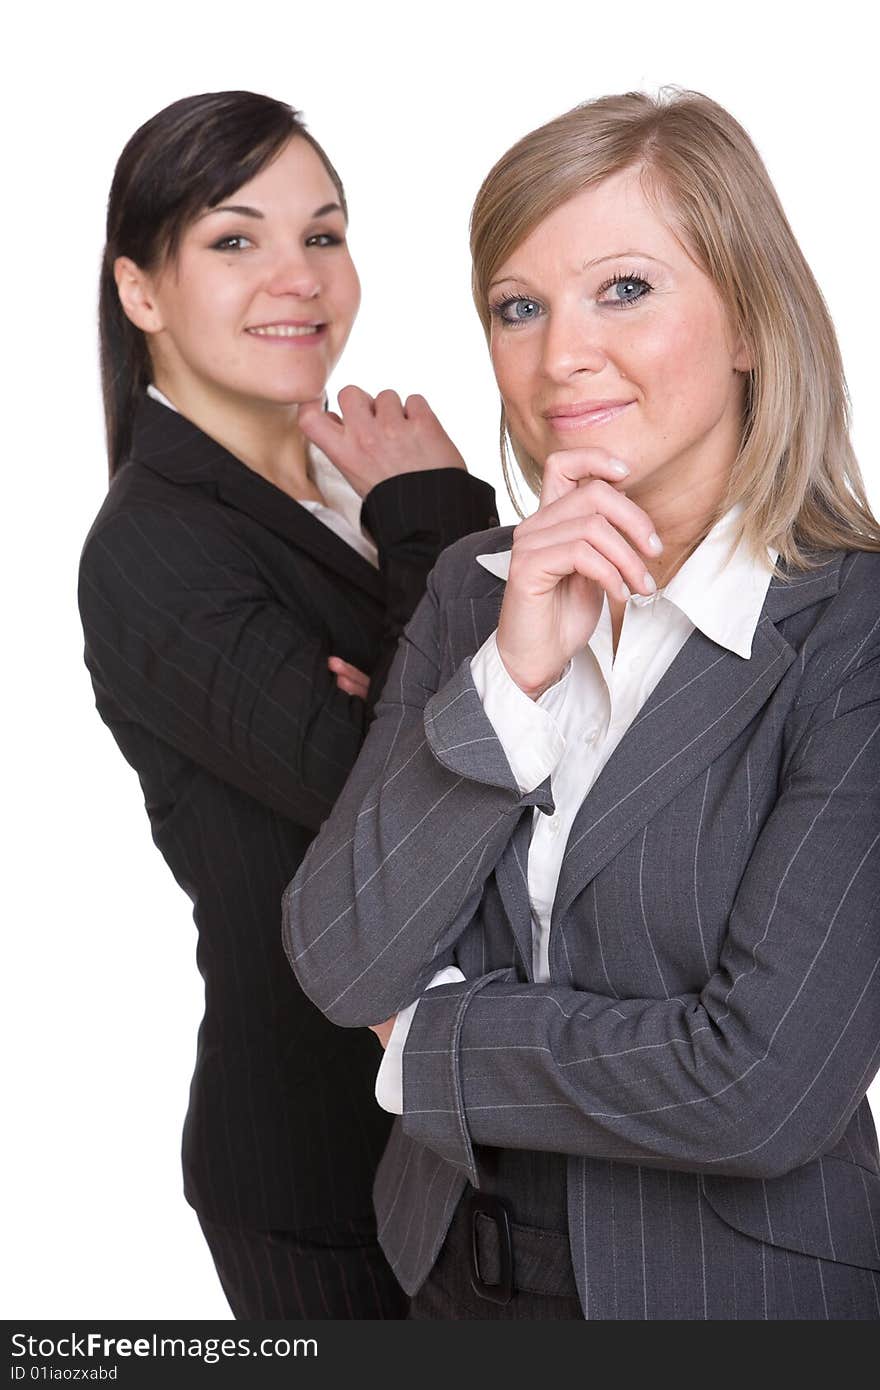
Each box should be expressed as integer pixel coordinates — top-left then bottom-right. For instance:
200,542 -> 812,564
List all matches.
732,333 -> 753,373
114,256 -> 164,334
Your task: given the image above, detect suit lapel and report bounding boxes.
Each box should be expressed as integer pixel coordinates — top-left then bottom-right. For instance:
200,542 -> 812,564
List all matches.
130,395 -> 384,600
551,555 -> 844,929
494,807 -> 540,979
212,462 -> 384,598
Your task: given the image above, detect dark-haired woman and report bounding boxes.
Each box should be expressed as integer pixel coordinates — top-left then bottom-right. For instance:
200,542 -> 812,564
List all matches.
77,91 -> 497,1320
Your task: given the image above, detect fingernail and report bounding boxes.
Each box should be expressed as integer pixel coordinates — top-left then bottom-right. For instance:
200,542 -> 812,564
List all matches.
642,571 -> 657,593
647,532 -> 663,553
610,460 -> 630,477
620,582 -> 631,601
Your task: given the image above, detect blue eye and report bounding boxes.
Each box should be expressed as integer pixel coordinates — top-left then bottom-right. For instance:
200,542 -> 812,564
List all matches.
211,234 -> 253,252
597,273 -> 653,307
489,296 -> 543,327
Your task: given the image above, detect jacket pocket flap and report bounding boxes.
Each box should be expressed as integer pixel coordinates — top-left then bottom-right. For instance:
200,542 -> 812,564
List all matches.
702,1157 -> 880,1271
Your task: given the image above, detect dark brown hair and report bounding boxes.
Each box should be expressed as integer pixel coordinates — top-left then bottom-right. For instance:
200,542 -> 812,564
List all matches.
99,90 -> 346,478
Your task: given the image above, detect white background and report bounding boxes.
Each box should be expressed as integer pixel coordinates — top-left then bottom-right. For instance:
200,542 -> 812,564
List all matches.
4,0 -> 878,1320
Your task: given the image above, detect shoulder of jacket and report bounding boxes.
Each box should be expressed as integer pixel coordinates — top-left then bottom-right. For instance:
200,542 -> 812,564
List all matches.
826,548 -> 880,663
805,548 -> 880,644
79,468 -> 249,579
835,547 -> 880,602
788,549 -> 880,710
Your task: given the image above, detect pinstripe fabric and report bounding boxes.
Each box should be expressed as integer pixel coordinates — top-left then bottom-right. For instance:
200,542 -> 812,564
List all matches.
77,396 -> 497,1288
284,526 -> 880,1319
409,1166 -> 880,1319
197,1214 -> 409,1319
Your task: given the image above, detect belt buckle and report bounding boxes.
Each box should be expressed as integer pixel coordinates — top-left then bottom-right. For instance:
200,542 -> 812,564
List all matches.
468,1189 -> 514,1305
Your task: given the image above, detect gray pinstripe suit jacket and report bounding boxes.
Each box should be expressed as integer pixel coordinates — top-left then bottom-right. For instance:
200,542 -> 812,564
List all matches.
283,526 -> 880,1318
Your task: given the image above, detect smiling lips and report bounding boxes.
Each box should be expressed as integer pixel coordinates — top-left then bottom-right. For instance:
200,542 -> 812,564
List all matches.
246,320 -> 326,344
545,399 -> 636,431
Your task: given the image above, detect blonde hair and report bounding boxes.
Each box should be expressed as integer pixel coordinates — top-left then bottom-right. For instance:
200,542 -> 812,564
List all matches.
469,89 -> 880,570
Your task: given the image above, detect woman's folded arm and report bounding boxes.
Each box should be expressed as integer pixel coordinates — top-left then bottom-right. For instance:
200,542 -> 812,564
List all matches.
399,650 -> 880,1180
282,545 -> 554,1025
79,506 -> 376,830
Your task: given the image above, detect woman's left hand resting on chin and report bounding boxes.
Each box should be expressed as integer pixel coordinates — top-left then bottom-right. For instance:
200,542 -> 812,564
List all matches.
299,385 -> 467,498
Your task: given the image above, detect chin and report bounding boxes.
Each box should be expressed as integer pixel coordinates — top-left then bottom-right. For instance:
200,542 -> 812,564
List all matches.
254,379 -> 327,407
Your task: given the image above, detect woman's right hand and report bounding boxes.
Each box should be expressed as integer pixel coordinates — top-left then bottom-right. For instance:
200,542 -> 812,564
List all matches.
328,656 -> 370,700
496,449 -> 664,699
298,386 -> 467,498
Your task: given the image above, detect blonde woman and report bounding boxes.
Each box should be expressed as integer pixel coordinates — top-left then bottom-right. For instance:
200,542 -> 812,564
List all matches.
283,91 -> 880,1319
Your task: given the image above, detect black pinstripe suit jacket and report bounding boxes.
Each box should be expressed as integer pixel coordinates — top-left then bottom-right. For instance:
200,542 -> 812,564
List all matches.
78,396 -> 497,1229
285,526 -> 880,1316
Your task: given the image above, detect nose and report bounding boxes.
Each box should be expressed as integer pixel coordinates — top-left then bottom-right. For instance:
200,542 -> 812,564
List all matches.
540,302 -> 607,383
265,246 -> 321,300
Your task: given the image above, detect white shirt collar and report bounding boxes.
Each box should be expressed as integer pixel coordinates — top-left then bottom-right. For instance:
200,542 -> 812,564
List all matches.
476,503 -> 778,660
146,383 -> 177,412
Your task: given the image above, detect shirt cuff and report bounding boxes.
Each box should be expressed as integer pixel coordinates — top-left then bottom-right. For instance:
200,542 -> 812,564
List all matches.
374,965 -> 467,1114
469,631 -> 569,793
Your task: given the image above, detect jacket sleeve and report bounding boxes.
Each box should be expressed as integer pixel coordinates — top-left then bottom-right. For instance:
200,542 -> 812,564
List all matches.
78,470 -> 496,831
361,469 -> 498,712
398,642 -> 880,1182
282,540 -> 556,1016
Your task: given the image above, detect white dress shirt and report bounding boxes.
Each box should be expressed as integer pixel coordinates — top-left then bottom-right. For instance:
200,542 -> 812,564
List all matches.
145,384 -> 378,567
375,503 -> 778,1112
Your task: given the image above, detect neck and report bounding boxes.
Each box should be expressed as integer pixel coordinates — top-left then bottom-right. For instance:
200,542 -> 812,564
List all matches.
623,421 -> 741,590
629,472 -> 725,590
606,458 -> 729,662
152,370 -> 321,501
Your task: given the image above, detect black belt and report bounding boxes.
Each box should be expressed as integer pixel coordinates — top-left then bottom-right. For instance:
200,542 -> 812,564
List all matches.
465,1188 -> 578,1305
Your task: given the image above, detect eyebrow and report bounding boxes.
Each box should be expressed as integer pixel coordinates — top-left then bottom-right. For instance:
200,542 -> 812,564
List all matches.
489,250 -> 671,290
200,201 -> 344,221
582,250 -> 671,270
200,204 -> 264,221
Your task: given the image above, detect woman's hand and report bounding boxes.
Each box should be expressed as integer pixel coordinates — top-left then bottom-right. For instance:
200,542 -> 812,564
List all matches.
298,386 -> 466,498
328,656 -> 370,700
496,448 -> 664,699
369,1016 -> 398,1049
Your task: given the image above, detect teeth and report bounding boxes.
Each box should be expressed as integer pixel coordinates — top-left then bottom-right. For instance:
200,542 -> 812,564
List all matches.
248,324 -> 321,338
